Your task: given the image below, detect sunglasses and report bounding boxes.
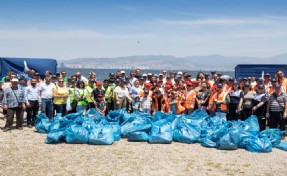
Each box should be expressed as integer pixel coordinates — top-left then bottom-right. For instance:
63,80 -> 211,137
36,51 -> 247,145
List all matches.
59,81 -> 64,83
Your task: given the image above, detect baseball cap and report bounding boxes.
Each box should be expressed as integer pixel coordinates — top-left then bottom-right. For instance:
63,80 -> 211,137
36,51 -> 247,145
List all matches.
186,82 -> 193,86
147,73 -> 152,76
35,72 -> 40,76
97,94 -> 104,98
264,73 -> 270,77
144,83 -> 152,87
120,71 -> 125,74
11,78 -> 19,82
97,81 -> 102,86
271,79 -> 277,83
244,83 -> 250,87
142,74 -> 147,77
144,90 -> 149,94
258,85 -> 265,89
217,83 -> 223,88
177,71 -> 183,75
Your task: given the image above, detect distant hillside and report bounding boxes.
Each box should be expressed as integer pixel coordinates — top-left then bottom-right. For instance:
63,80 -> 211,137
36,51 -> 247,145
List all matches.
59,54 -> 287,70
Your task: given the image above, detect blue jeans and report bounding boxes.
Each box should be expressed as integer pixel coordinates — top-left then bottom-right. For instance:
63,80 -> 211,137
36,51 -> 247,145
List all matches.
41,98 -> 53,119
54,104 -> 67,116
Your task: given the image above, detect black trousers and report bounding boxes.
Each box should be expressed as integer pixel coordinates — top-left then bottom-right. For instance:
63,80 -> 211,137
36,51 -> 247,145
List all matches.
27,100 -> 39,125
269,111 -> 286,131
228,103 -> 240,121
241,107 -> 252,121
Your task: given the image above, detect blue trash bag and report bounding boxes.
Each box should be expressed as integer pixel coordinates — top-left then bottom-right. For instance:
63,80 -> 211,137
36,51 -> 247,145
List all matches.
152,111 -> 175,123
149,119 -> 173,144
208,116 -> 227,127
82,118 -> 97,131
173,119 -> 201,144
217,133 -> 238,150
35,114 -> 51,134
120,114 -> 152,136
73,116 -> 85,125
201,138 -> 217,148
276,141 -> 287,151
244,115 -> 260,132
210,125 -> 229,142
49,117 -> 69,132
127,131 -> 150,142
35,113 -> 48,124
189,110 -> 209,125
107,109 -> 129,124
85,108 -> 104,118
65,110 -> 84,120
260,129 -> 283,147
65,124 -> 89,144
88,125 -> 114,145
109,122 -> 121,141
246,136 -> 272,153
45,128 -> 67,144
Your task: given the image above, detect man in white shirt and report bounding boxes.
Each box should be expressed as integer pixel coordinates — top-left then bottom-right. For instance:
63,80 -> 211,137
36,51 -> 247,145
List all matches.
40,76 -> 55,119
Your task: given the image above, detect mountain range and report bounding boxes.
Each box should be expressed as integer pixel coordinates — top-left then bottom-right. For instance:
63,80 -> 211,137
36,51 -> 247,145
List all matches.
59,54 -> 287,71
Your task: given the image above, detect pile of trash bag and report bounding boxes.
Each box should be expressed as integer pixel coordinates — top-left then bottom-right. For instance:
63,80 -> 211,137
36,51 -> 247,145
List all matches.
35,109 -> 286,153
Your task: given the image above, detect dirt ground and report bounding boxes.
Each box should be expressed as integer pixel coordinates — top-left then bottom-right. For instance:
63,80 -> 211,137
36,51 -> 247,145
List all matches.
1,110 -> 287,176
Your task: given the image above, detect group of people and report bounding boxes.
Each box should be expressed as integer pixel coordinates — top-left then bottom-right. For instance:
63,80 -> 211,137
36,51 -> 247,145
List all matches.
1,69 -> 287,135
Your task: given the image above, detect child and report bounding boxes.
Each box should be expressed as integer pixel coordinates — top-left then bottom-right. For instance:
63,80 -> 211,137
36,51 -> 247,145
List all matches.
132,96 -> 140,112
95,94 -> 106,115
167,92 -> 185,115
140,90 -> 152,114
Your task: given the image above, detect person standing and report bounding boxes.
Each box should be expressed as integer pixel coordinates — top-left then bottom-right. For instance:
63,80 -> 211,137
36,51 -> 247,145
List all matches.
252,85 -> 268,131
228,81 -> 243,121
40,76 -> 55,119
85,79 -> 95,110
75,81 -> 88,112
2,78 -> 26,132
266,84 -> 287,134
53,78 -> 69,115
25,78 -> 41,127
240,83 -> 255,121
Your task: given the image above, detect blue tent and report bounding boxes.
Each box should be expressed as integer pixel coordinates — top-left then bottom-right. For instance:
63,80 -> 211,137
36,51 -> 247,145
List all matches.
0,57 -> 57,79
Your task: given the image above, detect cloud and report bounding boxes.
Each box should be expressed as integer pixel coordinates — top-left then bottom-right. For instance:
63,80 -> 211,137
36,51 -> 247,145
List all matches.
0,29 -> 154,40
156,16 -> 286,26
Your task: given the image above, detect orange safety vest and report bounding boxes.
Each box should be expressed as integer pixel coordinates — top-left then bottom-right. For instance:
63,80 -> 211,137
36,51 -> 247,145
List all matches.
226,85 -> 233,93
166,97 -> 185,114
208,91 -> 228,112
183,90 -> 196,109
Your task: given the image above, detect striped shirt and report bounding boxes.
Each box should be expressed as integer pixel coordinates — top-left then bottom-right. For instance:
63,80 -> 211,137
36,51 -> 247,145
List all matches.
268,92 -> 287,112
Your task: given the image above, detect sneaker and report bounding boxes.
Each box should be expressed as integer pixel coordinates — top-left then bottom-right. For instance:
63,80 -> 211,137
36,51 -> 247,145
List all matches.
2,127 -> 12,132
17,127 -> 23,130
28,124 -> 32,128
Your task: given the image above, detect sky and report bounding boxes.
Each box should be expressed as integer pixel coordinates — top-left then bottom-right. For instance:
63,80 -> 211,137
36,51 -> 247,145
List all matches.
0,0 -> 287,60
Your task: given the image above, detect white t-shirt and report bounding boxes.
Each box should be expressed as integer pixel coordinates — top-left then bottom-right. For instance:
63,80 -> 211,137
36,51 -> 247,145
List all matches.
114,86 -> 129,98
40,82 -> 55,99
140,97 -> 152,109
130,86 -> 143,99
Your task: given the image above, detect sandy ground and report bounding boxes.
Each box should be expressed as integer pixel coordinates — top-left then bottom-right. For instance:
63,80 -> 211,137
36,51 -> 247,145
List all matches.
1,109 -> 287,176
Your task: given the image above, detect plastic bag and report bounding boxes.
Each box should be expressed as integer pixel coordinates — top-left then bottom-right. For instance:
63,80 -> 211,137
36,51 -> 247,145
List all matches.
49,117 -> 69,132
45,128 -> 66,144
109,122 -> 121,141
217,133 -> 238,150
35,118 -> 51,134
246,137 -> 272,153
260,129 -> 283,147
152,111 -> 175,122
127,131 -> 149,142
120,115 -> 152,136
85,108 -> 104,118
173,120 -> 201,144
201,138 -> 217,148
65,125 -> 89,144
66,97 -> 72,112
149,119 -> 172,144
88,126 -> 114,145
276,142 -> 287,151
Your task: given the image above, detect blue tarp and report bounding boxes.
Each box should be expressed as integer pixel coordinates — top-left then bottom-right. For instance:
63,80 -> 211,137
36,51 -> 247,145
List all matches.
0,57 -> 57,79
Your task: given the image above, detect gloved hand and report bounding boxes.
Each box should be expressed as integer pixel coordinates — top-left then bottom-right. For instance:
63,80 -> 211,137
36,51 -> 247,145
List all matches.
266,113 -> 270,119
